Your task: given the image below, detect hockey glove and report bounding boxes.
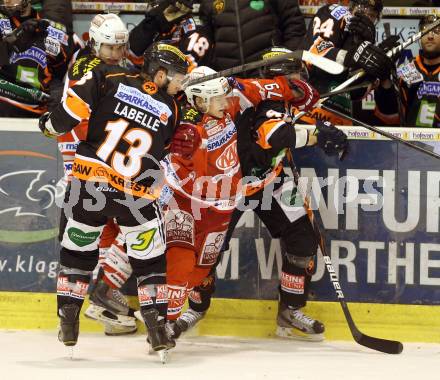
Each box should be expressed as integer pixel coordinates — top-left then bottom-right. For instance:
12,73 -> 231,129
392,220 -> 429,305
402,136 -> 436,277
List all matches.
4,19 -> 49,54
170,123 -> 201,158
39,112 -> 61,139
344,41 -> 394,80
315,120 -> 348,156
227,77 -> 244,91
289,79 -> 320,113
348,14 -> 376,43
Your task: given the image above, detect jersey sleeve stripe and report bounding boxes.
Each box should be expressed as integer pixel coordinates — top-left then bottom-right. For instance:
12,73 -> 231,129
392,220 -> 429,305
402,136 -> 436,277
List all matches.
63,88 -> 91,121
256,119 -> 286,149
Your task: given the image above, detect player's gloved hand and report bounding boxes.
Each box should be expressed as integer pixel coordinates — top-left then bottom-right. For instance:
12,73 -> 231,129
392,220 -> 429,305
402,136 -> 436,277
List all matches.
315,119 -> 348,156
170,123 -> 201,158
348,14 -> 376,43
377,35 -> 401,62
289,79 -> 320,112
39,112 -> 61,139
344,41 -> 394,80
4,19 -> 49,53
145,0 -> 191,32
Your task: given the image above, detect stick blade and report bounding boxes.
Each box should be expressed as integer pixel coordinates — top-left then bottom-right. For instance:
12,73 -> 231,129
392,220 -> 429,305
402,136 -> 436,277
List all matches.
302,51 -> 345,75
355,333 -> 403,354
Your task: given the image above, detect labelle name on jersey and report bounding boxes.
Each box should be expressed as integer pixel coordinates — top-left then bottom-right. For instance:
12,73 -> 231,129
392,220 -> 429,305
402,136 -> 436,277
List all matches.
114,102 -> 160,132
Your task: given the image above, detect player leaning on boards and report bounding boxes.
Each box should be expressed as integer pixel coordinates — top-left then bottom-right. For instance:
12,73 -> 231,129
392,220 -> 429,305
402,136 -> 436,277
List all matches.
375,14 -> 440,128
302,0 -> 394,125
170,48 -> 348,342
39,43 -> 188,362
54,13 -> 140,337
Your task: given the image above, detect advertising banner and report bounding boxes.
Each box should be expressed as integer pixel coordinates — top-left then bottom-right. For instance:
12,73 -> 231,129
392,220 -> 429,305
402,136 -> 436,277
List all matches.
0,122 -> 439,305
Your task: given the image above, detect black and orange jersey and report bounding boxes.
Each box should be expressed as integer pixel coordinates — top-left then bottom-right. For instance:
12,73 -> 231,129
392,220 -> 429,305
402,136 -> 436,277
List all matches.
375,55 -> 440,128
303,4 -> 357,122
129,16 -> 213,70
0,8 -> 74,115
49,64 -> 180,198
237,100 -> 309,195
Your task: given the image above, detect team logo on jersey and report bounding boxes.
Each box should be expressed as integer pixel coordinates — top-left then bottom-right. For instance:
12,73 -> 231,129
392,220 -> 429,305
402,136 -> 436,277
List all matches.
213,0 -> 225,14
417,82 -> 440,99
165,210 -> 194,245
142,81 -> 158,95
199,232 -> 226,266
181,18 -> 196,34
396,62 -> 424,85
215,141 -> 238,170
10,47 -> 47,69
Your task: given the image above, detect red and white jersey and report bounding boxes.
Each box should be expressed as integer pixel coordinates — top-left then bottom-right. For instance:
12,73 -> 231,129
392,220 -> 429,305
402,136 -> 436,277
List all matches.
162,76 -> 293,211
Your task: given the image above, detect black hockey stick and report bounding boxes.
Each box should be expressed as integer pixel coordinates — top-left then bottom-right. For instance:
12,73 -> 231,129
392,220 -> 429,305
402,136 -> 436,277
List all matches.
285,150 -> 403,354
0,77 -> 49,103
321,104 -> 440,161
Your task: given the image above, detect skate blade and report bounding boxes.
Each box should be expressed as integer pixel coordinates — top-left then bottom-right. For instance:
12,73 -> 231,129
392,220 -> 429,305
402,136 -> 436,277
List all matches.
276,326 -> 324,342
66,346 -> 74,360
158,349 -> 169,364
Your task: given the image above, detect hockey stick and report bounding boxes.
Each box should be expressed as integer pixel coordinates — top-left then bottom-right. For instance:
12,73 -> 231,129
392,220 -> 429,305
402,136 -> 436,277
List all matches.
0,78 -> 49,103
184,50 -> 345,87
321,104 -> 440,161
319,81 -> 370,99
285,150 -> 404,354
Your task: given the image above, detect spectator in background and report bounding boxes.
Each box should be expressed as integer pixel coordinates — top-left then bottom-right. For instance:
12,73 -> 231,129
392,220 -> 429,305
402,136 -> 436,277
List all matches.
199,0 -> 306,75
375,14 -> 440,128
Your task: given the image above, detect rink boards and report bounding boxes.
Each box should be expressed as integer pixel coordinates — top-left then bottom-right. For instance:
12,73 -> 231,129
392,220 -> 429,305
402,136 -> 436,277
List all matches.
0,119 -> 439,341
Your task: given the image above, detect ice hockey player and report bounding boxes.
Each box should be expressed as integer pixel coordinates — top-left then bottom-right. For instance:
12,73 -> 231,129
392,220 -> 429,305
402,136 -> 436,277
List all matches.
168,49 -> 348,341
129,0 -> 213,68
0,0 -> 75,117
374,14 -> 440,128
38,43 -> 188,359
161,64 -> 321,340
303,0 -> 394,125
55,13 -> 138,337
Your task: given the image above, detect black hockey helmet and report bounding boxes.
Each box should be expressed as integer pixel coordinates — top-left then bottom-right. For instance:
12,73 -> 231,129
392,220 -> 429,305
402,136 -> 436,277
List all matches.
419,14 -> 440,33
259,46 -> 307,79
349,0 -> 383,22
142,42 -> 189,78
0,0 -> 30,17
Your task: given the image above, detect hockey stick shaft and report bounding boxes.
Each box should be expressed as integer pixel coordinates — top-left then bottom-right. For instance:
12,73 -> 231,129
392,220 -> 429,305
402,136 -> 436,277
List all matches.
285,151 -> 403,354
185,50 -> 344,87
322,104 -> 440,160
0,78 -> 49,103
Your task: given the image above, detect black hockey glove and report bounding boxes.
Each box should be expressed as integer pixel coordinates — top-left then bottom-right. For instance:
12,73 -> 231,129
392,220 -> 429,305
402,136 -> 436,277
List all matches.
4,19 -> 49,54
348,14 -> 376,43
39,112 -> 61,139
344,41 -> 394,80
377,35 -> 401,63
315,120 -> 348,156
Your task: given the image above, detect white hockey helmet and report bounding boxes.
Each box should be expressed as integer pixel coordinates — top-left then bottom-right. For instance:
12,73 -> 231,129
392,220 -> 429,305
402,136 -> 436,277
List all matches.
184,66 -> 230,107
89,13 -> 129,53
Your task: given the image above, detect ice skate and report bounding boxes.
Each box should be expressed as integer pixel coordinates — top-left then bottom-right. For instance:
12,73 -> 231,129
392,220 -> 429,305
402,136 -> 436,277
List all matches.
276,303 -> 325,342
58,304 -> 80,347
172,308 -> 206,339
142,309 -> 175,363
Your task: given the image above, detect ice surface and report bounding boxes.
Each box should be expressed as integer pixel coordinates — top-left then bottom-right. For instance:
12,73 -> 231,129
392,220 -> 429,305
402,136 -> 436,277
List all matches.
0,330 -> 437,380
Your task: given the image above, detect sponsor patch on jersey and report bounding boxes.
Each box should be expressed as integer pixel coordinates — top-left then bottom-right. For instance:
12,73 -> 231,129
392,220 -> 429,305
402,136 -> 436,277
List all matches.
9,46 -> 47,68
198,231 -> 226,266
0,17 -> 12,36
206,120 -> 237,151
396,61 -> 424,85
215,141 -> 238,170
115,83 -> 172,123
46,25 -> 68,46
330,5 -> 349,20
417,81 -> 440,98
44,37 -> 61,57
181,17 -> 196,34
